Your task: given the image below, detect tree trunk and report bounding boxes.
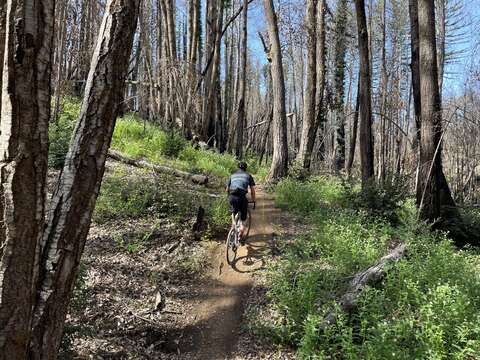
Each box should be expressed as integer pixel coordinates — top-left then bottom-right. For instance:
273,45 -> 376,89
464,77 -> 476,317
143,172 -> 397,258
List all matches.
314,0 -> 327,165
409,0 -> 421,147
0,1 -> 6,116
346,78 -> 360,175
296,0 -> 318,169
415,0 -> 458,227
263,0 -> 288,181
232,0 -> 248,158
29,0 -> 140,357
0,0 -> 54,357
435,0 -> 446,101
53,1 -> 68,123
333,0 -> 348,171
354,0 -> 375,186
378,0 -> 388,182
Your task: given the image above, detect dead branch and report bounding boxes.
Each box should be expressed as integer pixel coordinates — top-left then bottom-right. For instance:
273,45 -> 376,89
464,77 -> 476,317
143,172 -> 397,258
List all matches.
320,243 -> 406,330
108,150 -> 209,185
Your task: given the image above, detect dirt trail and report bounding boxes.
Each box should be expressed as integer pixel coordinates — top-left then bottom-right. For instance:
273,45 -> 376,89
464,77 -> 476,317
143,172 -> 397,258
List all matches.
178,189 -> 280,359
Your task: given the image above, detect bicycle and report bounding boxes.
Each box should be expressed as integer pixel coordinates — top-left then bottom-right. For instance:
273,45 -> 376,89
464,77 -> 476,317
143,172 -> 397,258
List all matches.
226,200 -> 255,265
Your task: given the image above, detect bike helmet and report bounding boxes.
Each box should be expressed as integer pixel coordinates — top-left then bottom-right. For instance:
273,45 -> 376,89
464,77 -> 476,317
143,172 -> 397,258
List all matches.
238,161 -> 247,171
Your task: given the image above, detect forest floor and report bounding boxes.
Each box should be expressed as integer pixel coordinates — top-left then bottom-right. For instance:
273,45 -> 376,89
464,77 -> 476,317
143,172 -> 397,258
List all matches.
62,162 -> 302,360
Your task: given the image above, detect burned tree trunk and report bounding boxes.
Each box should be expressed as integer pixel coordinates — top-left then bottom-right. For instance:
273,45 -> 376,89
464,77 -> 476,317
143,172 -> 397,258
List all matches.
0,0 -> 54,357
232,0 -> 249,158
296,0 -> 318,169
29,0 -> 141,357
409,0 -> 421,147
333,0 -> 348,171
415,0 -> 460,231
354,0 -> 375,186
263,0 -> 288,181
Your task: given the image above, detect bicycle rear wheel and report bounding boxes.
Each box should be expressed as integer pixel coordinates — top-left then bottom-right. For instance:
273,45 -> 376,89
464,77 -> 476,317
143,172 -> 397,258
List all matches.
226,227 -> 237,265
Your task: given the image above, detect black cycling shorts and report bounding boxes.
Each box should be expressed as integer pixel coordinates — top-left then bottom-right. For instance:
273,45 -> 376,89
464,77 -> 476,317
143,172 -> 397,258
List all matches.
228,194 -> 248,221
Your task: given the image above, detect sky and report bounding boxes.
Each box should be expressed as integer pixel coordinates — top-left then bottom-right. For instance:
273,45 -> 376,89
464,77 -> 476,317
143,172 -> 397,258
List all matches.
242,0 -> 480,97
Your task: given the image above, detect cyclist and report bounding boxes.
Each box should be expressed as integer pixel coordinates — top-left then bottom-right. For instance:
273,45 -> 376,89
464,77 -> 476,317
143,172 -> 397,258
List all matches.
226,161 -> 256,244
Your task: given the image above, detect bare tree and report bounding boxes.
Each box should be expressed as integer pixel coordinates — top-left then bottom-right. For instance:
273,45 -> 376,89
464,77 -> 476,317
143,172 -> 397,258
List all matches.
0,0 -> 54,357
263,0 -> 289,181
232,0 -> 249,158
354,0 -> 375,185
415,0 -> 459,227
333,0 -> 348,171
297,0 -> 318,169
29,0 -> 141,356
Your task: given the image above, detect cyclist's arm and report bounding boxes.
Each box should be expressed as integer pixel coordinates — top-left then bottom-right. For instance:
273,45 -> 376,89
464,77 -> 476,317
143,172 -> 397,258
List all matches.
226,176 -> 231,193
250,186 -> 256,203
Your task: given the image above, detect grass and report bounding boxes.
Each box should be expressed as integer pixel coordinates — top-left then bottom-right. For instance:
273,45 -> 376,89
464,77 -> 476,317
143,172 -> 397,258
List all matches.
94,164 -> 214,225
111,114 -> 269,180
50,97 -> 269,182
49,97 -> 81,169
253,176 -> 480,359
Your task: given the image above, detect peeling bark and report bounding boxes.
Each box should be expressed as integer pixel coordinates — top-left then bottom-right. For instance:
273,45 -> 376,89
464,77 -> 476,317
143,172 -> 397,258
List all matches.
29,0 -> 141,357
354,0 -> 375,186
0,0 -> 54,357
263,0 -> 288,181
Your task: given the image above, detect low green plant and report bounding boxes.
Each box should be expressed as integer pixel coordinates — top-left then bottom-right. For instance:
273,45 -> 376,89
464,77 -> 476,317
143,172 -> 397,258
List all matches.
94,167 -> 187,223
114,235 -> 146,254
344,177 -> 409,224
49,97 -> 81,169
208,196 -> 231,229
259,176 -> 480,359
275,176 -> 345,215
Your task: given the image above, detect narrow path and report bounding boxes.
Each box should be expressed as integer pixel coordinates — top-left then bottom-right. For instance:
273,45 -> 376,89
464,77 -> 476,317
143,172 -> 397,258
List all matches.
179,189 -> 280,359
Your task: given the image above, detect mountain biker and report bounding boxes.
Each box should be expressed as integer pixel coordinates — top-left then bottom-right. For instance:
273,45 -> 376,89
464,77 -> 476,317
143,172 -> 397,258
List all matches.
226,161 -> 256,244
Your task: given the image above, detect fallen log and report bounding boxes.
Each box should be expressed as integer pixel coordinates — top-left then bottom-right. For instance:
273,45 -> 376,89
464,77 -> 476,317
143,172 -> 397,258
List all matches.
321,243 -> 406,329
108,149 -> 209,185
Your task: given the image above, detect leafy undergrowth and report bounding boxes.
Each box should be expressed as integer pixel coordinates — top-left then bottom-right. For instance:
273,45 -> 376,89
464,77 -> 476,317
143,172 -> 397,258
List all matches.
111,114 -> 269,181
50,97 -> 269,182
250,176 -> 480,359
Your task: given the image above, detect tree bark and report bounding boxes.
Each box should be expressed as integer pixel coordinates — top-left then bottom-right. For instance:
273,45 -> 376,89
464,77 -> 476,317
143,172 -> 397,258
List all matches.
296,0 -> 318,169
409,0 -> 421,147
354,0 -> 375,186
232,0 -> 248,158
314,0 -> 327,164
333,0 -> 348,171
346,78 -> 360,175
0,0 -> 54,357
263,0 -> 288,181
0,1 -> 6,116
415,0 -> 458,226
29,0 -> 140,357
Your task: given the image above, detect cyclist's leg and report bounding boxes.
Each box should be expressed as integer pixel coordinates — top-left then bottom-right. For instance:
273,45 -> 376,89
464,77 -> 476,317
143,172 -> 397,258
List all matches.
238,196 -> 248,241
228,194 -> 240,227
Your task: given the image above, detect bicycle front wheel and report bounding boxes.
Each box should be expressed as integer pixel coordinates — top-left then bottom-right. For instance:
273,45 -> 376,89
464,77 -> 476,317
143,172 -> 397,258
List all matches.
226,227 -> 237,265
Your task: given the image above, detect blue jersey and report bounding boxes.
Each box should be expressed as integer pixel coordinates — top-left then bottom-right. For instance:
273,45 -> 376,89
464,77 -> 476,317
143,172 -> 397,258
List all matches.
227,170 -> 255,196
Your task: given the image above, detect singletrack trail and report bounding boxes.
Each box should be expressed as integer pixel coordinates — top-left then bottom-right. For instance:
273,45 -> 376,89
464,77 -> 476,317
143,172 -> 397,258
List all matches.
178,188 -> 280,359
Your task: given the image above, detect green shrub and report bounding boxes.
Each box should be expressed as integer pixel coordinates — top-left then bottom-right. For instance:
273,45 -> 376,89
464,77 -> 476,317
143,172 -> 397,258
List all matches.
344,177 -> 409,224
208,196 -> 231,229
49,97 -> 81,169
162,130 -> 187,157
275,176 -> 345,215
112,116 -> 268,179
95,167 -> 179,223
261,177 -> 480,359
